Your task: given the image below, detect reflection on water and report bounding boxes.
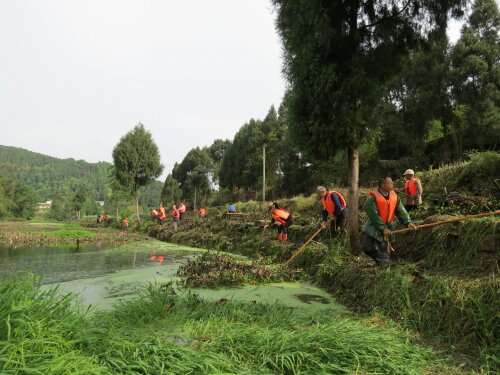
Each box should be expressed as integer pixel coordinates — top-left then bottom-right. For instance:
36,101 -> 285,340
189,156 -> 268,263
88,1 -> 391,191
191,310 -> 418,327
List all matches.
1,240 -> 341,311
0,241 -> 196,284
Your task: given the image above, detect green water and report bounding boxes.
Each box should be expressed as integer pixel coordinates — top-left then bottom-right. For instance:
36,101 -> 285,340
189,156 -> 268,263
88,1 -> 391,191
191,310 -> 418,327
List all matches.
0,239 -> 341,311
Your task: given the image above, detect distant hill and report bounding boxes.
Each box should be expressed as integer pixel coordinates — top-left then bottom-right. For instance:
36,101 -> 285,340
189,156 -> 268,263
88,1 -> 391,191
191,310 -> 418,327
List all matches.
0,145 -> 111,202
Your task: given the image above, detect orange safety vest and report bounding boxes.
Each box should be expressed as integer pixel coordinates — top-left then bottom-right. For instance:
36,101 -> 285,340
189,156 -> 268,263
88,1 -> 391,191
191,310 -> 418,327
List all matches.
322,191 -> 347,216
272,208 -> 290,225
368,190 -> 398,223
159,207 -> 166,218
171,209 -> 180,219
199,208 -> 206,215
123,218 -> 129,224
178,204 -> 186,213
404,178 -> 418,197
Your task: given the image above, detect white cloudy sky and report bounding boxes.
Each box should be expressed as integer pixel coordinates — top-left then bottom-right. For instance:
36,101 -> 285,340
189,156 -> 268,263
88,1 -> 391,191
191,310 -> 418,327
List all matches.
0,0 -> 464,176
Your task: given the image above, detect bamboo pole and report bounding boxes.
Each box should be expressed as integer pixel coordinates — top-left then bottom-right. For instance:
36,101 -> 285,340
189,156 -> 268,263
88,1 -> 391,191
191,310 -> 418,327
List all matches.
391,210 -> 500,236
284,227 -> 323,267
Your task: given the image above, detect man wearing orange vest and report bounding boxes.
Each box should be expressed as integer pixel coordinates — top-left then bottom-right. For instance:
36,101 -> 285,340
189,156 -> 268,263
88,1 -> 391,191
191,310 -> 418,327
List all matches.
171,205 -> 180,231
159,204 -> 167,224
198,207 -> 207,219
316,186 -> 349,231
178,202 -> 186,220
265,202 -> 293,241
363,177 -> 416,268
403,169 -> 423,212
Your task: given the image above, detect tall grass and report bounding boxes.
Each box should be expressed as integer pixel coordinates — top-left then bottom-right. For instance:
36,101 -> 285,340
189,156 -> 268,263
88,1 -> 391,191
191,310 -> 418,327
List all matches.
0,277 -> 458,374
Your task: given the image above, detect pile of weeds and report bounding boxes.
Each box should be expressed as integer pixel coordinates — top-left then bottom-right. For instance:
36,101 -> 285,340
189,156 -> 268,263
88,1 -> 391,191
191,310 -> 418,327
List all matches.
176,251 -> 298,288
0,275 -> 464,374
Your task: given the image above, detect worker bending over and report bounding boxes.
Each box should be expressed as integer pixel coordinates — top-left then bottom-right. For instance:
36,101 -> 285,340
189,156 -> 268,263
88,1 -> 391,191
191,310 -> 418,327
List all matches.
403,169 -> 423,211
363,177 -> 416,268
266,202 -> 293,241
316,186 -> 349,231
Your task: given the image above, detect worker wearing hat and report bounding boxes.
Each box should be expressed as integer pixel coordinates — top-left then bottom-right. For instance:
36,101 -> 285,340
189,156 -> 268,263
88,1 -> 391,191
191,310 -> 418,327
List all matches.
403,169 -> 422,212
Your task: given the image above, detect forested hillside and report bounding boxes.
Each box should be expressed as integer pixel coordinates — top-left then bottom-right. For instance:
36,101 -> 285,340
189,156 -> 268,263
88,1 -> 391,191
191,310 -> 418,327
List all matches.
0,145 -> 111,202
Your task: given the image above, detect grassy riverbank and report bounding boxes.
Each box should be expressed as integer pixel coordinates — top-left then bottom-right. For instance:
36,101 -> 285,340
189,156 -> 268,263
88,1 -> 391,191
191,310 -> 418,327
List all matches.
140,155 -> 499,373
1,276 -> 464,374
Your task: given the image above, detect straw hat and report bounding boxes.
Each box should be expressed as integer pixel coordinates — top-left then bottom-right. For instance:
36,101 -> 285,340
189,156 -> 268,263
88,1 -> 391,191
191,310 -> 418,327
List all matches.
404,169 -> 415,176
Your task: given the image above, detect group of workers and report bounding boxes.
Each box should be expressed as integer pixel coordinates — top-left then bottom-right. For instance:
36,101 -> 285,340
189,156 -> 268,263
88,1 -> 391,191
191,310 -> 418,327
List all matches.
151,202 -> 207,231
266,169 -> 422,268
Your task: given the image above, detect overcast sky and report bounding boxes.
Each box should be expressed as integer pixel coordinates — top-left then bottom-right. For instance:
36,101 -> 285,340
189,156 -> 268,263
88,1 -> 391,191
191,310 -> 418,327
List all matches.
0,1 -> 464,178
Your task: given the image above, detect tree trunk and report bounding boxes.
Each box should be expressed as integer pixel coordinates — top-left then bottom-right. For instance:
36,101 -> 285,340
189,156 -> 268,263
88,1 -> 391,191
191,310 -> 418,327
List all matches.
135,191 -> 141,225
347,147 -> 361,254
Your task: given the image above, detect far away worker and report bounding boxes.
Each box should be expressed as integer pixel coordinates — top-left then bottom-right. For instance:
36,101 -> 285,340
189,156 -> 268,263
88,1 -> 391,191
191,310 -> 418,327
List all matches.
316,186 -> 349,231
159,204 -> 167,224
199,207 -> 207,219
362,177 -> 416,268
403,169 -> 423,211
266,202 -> 293,241
178,202 -> 186,220
171,205 -> 180,231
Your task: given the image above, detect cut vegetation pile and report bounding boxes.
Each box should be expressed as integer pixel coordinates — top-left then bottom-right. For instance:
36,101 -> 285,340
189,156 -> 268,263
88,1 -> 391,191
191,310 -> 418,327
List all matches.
176,252 -> 298,288
0,276 -> 462,374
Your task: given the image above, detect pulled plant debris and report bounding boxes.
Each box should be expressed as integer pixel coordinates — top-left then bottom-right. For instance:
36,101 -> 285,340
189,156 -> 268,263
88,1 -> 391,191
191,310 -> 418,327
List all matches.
176,252 -> 299,288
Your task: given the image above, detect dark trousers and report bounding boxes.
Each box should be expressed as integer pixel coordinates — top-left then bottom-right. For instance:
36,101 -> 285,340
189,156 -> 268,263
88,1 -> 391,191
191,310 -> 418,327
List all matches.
404,205 -> 417,212
361,232 -> 390,264
277,216 -> 293,234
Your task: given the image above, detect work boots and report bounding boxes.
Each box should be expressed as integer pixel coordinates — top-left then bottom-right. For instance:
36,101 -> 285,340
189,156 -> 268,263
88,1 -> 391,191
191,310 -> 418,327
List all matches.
277,233 -> 283,241
283,233 -> 289,241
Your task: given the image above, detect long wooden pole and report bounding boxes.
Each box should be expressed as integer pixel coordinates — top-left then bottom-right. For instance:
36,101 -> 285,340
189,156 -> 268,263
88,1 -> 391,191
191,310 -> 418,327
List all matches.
284,227 -> 323,267
391,210 -> 499,235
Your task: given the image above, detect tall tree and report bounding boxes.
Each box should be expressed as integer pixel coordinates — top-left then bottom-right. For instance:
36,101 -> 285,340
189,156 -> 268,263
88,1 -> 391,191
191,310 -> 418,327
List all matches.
161,174 -> 182,207
209,139 -> 231,186
172,147 -> 213,203
273,0 -> 464,252
450,0 -> 500,150
112,124 -> 163,224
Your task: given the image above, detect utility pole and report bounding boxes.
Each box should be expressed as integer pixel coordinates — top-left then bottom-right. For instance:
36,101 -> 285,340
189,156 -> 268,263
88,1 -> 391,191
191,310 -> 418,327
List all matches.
194,187 -> 197,211
262,144 -> 266,202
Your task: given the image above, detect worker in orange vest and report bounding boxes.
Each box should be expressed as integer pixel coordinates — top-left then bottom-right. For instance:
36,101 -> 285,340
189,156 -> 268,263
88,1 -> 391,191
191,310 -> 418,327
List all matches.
199,207 -> 207,219
403,169 -> 423,212
316,186 -> 349,232
159,204 -> 167,224
265,202 -> 293,241
122,217 -> 129,229
171,205 -> 180,231
178,202 -> 186,220
363,177 -> 416,268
